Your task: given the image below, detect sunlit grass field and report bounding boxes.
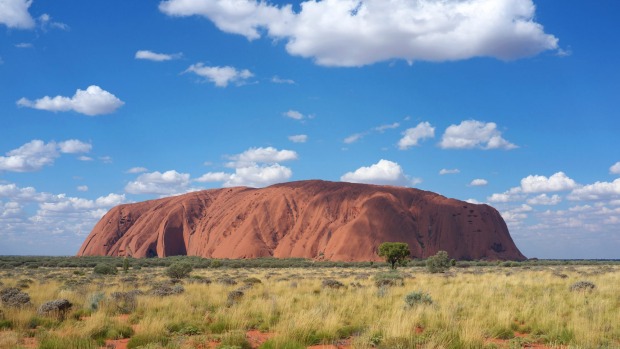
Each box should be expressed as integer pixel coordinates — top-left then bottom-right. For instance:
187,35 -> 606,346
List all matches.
0,261 -> 618,349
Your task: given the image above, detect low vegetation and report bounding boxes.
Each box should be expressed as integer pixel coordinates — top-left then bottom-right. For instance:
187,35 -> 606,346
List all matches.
0,257 -> 618,349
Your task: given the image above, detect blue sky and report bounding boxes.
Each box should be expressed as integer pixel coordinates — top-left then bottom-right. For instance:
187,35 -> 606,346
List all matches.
1,0 -> 619,259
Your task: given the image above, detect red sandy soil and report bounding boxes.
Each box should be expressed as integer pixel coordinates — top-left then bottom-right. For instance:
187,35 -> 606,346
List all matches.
484,332 -> 567,349
79,180 -> 524,261
103,338 -> 129,349
307,338 -> 352,349
246,330 -> 275,348
21,336 -> 37,349
0,331 -> 37,349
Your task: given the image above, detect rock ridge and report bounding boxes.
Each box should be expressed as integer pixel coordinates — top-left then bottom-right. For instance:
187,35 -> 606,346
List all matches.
77,180 -> 525,261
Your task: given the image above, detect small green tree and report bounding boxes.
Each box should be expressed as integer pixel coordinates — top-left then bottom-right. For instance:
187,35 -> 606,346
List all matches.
426,250 -> 452,273
166,262 -> 193,279
378,242 -> 410,269
122,258 -> 130,273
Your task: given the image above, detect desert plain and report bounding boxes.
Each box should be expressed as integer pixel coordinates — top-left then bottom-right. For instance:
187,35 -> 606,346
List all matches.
0,257 -> 618,349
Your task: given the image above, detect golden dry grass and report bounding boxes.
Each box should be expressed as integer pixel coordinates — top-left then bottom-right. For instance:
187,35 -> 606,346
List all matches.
0,264 -> 618,349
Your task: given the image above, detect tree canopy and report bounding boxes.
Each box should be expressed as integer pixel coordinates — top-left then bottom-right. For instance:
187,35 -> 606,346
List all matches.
378,242 -> 411,269
426,250 -> 454,273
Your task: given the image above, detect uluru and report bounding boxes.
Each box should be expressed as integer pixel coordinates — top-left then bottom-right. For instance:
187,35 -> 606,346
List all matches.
77,180 -> 525,261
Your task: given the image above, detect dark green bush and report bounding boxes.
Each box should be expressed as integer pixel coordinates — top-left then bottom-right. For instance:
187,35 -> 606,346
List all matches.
165,262 -> 193,279
404,291 -> 433,307
0,319 -> 12,329
569,281 -> 596,292
321,279 -> 345,289
426,251 -> 452,273
39,335 -> 98,349
374,272 -> 405,287
93,263 -> 117,275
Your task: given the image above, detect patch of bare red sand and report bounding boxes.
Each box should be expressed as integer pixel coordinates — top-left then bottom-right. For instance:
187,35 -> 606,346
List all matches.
246,330 -> 275,348
116,314 -> 130,321
103,338 -> 129,349
21,336 -> 38,349
484,333 -> 567,349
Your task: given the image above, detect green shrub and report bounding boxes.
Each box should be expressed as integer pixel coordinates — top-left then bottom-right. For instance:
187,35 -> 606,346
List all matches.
209,318 -> 232,334
90,321 -> 134,345
109,291 -> 138,314
374,271 -> 404,287
26,315 -> 60,330
86,292 -> 105,311
404,291 -> 433,307
217,331 -> 252,349
0,319 -> 12,329
321,279 -> 345,289
165,262 -> 193,279
93,263 -> 117,275
336,324 -> 365,339
244,277 -> 262,284
569,281 -> 596,292
490,326 -> 514,339
426,251 -> 452,273
0,287 -> 31,307
166,321 -> 203,335
39,334 -> 98,349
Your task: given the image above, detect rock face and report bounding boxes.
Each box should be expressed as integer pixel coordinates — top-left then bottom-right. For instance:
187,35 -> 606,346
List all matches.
77,180 -> 525,261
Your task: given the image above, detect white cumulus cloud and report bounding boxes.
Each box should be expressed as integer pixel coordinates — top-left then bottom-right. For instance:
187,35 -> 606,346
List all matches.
0,139 -> 91,173
344,133 -> 365,144
288,134 -> 308,143
226,146 -> 298,167
439,120 -> 517,150
439,168 -> 460,175
487,187 -> 524,203
197,146 -> 298,187
58,140 -> 92,154
341,159 -> 411,186
17,85 -> 124,116
520,172 -> 577,193
159,0 -> 558,67
184,63 -> 253,87
225,164 -> 292,188
398,122 -> 435,149
610,162 -> 620,175
38,13 -> 68,31
77,185 -> 89,192
0,140 -> 59,172
567,179 -> 620,201
527,194 -> 561,205
469,179 -> 488,186
135,50 -> 182,61
126,167 -> 148,174
271,76 -> 295,84
375,122 -> 400,132
125,170 -> 191,195
195,172 -> 231,182
283,110 -> 304,120
0,0 -> 35,29
0,181 -> 126,254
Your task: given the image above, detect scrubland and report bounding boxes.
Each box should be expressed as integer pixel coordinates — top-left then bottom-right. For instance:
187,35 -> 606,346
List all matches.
0,259 -> 619,349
